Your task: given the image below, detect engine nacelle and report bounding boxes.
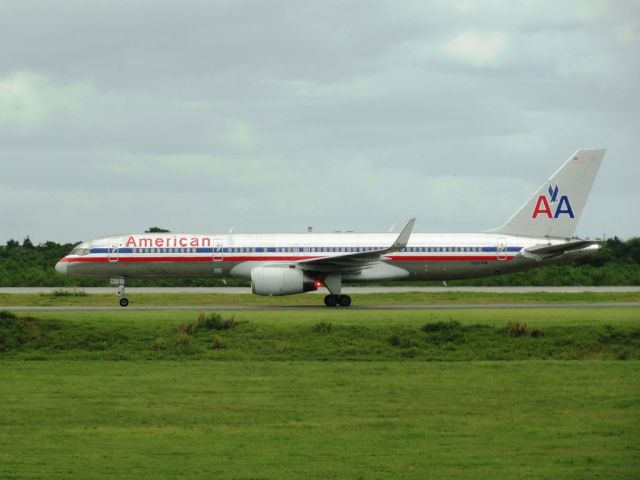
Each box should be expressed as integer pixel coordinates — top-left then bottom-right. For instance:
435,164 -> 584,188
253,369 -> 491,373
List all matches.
251,265 -> 317,296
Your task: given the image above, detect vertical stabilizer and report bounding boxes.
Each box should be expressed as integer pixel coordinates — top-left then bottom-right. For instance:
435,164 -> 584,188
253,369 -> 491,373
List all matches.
490,149 -> 605,238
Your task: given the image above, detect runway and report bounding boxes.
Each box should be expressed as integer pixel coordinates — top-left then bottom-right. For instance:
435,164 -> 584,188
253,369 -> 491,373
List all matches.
6,303 -> 640,312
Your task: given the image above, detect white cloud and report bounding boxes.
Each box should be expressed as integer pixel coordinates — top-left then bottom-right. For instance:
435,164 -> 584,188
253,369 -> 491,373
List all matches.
0,71 -> 47,129
0,0 -> 638,243
443,31 -> 509,66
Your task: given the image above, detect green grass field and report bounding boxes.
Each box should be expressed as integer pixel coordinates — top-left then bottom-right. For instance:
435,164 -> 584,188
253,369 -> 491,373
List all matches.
1,360 -> 638,479
1,299 -> 639,479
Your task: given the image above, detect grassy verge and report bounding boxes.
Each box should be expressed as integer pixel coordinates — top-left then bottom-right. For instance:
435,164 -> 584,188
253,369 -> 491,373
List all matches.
2,309 -> 639,361
1,360 -> 638,479
1,291 -> 640,307
2,308 -> 639,479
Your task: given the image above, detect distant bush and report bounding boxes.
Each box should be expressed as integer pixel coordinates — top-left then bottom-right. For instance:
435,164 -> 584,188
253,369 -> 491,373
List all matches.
209,335 -> 226,350
174,314 -> 236,343
176,333 -> 191,350
387,332 -> 420,349
401,347 -> 418,358
505,322 -> 530,337
0,311 -> 17,321
505,322 -> 545,338
421,320 -> 466,344
196,313 -> 237,331
312,322 -> 333,334
152,337 -> 167,351
421,320 -> 463,334
0,314 -> 57,352
176,321 -> 197,335
530,328 -> 545,337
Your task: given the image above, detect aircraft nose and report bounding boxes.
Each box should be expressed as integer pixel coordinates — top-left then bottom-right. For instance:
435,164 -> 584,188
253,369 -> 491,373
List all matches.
55,261 -> 68,275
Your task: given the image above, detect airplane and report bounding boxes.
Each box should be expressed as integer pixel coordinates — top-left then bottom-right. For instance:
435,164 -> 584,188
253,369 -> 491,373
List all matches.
56,148 -> 605,307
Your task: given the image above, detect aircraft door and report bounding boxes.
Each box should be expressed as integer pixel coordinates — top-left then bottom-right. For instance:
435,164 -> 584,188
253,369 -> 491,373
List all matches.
212,238 -> 224,262
497,237 -> 507,261
108,241 -> 119,263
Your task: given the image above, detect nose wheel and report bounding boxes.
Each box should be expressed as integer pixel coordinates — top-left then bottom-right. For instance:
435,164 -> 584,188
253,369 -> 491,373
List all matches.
324,294 -> 351,307
112,278 -> 129,307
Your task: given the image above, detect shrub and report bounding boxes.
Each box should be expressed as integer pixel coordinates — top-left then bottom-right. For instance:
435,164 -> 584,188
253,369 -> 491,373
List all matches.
152,337 -> 167,351
196,313 -> 237,331
176,333 -> 191,345
616,349 -> 630,360
0,311 -> 17,320
173,335 -> 196,355
530,328 -> 545,337
223,316 -> 237,330
422,320 -> 462,334
401,347 -> 418,358
388,335 -> 418,349
422,320 -> 465,343
209,335 -> 226,350
505,322 -> 529,337
0,311 -> 19,329
312,322 -> 333,334
176,321 -> 196,335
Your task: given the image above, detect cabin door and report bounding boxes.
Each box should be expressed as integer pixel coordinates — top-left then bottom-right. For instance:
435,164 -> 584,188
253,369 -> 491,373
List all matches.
212,238 -> 224,262
108,242 -> 119,263
497,237 -> 507,261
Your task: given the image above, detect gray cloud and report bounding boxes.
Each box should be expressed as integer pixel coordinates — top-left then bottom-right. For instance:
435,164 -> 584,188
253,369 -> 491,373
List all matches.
0,0 -> 638,244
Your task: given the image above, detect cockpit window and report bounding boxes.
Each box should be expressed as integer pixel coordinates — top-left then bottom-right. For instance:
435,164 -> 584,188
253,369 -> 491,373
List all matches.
71,247 -> 90,256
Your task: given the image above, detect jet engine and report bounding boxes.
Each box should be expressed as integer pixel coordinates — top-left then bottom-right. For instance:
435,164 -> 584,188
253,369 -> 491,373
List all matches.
251,265 -> 317,296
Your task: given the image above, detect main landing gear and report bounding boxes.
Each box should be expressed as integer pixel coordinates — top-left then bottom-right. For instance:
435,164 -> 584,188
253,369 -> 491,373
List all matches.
321,274 -> 351,307
323,294 -> 351,307
112,278 -> 129,307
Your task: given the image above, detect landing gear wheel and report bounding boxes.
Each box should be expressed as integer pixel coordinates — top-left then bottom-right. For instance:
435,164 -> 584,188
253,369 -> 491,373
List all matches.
119,297 -> 129,308
324,295 -> 338,307
338,295 -> 352,307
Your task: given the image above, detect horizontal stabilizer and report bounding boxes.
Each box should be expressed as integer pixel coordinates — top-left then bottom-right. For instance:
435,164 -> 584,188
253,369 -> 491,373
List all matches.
523,240 -> 600,259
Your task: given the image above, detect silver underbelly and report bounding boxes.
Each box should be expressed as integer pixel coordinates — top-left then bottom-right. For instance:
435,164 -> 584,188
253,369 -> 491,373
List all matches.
66,256 -> 535,281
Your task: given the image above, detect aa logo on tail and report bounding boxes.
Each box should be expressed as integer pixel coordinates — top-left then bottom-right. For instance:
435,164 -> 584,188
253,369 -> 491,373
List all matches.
532,184 -> 575,219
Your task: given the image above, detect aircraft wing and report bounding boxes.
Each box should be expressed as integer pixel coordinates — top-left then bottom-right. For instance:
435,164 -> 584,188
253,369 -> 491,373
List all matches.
522,239 -> 600,259
297,218 -> 416,274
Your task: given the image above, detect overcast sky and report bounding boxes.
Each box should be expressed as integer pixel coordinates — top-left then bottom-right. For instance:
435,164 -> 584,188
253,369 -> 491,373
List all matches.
1,0 -> 638,244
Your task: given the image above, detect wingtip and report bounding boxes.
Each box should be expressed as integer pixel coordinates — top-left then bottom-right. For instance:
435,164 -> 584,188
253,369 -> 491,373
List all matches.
393,218 -> 416,248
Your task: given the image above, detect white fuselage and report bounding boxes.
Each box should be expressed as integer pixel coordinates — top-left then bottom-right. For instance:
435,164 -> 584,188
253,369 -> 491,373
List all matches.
57,231 -> 574,282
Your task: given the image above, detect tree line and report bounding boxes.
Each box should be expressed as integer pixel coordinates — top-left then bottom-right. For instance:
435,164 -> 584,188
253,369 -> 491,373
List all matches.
0,236 -> 638,287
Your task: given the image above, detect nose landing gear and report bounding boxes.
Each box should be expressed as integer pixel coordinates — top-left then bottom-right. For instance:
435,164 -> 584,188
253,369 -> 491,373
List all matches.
112,278 -> 129,307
